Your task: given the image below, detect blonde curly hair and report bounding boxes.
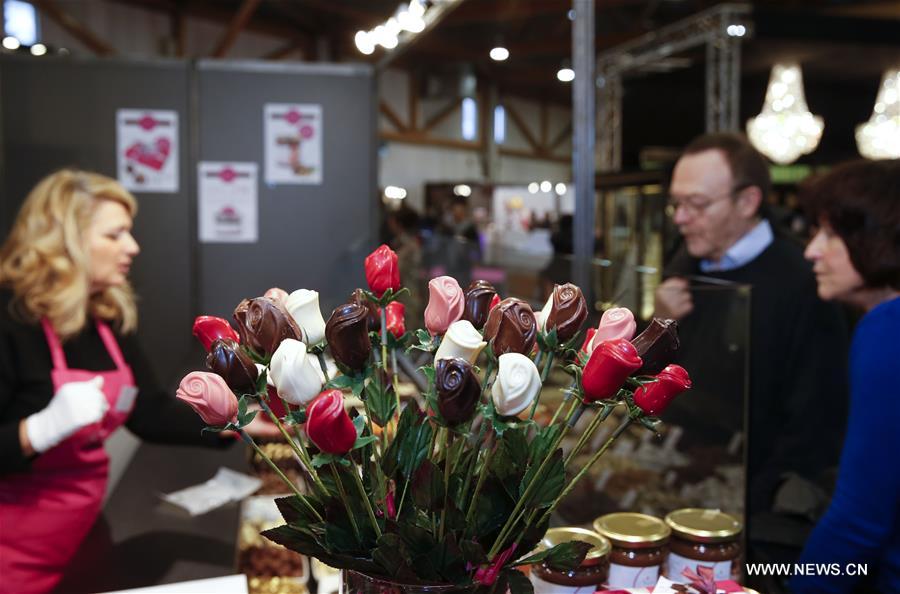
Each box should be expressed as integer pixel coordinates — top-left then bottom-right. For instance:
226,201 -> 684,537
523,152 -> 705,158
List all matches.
0,170 -> 139,339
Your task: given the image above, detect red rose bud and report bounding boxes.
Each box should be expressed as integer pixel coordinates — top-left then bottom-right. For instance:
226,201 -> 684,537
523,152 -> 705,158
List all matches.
176,371 -> 238,426
545,283 -> 588,341
364,244 -> 400,298
233,297 -> 302,359
581,338 -> 642,403
350,288 -> 381,332
633,364 -> 691,416
193,316 -> 239,351
489,293 -> 501,311
385,301 -> 406,338
325,302 -> 372,371
306,390 -> 356,455
206,338 -> 259,395
579,327 -> 597,357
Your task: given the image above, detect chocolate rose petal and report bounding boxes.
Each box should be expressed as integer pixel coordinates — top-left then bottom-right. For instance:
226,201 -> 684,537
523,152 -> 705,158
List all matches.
545,283 -> 587,342
463,280 -> 498,330
435,357 -> 481,425
325,302 -> 373,371
350,288 -> 381,332
630,318 -> 680,375
483,297 -> 537,356
233,297 -> 303,358
206,338 -> 259,395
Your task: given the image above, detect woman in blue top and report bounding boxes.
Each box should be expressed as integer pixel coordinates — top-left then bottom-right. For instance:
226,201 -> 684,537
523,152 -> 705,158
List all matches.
793,159 -> 900,594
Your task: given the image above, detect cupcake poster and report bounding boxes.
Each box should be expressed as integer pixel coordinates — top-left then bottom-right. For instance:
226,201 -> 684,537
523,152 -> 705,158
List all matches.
264,103 -> 322,185
116,109 -> 179,193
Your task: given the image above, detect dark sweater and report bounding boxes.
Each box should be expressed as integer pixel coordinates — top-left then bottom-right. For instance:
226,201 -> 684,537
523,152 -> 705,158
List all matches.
0,290 -> 225,476
663,233 -> 850,518
792,297 -> 900,594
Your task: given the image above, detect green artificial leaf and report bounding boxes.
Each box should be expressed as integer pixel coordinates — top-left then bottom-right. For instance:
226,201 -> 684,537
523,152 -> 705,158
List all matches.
274,495 -> 322,525
365,369 -> 397,427
312,453 -> 350,468
514,540 -> 592,570
411,459 -> 445,511
255,370 -> 268,396
325,521 -> 363,553
261,524 -> 381,574
501,426 -> 529,472
504,568 -> 534,594
459,539 -> 488,566
474,479 -> 515,536
530,424 -> 562,465
353,435 -> 379,450
372,534 -> 417,581
325,375 -> 354,390
639,415 -> 662,434
287,407 -> 307,425
519,449 -> 564,508
429,532 -> 468,584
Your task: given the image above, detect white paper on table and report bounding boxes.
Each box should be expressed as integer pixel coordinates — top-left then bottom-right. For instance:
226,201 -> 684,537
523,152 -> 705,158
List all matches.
160,467 -> 261,516
264,103 -> 322,185
99,573 -> 248,594
197,162 -> 258,243
116,109 -> 179,193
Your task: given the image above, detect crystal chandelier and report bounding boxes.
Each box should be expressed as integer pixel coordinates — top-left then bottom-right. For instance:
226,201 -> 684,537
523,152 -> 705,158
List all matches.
747,63 -> 824,164
856,69 -> 900,160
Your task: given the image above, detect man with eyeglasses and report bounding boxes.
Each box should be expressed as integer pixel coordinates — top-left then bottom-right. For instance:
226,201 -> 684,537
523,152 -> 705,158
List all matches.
655,133 -> 850,583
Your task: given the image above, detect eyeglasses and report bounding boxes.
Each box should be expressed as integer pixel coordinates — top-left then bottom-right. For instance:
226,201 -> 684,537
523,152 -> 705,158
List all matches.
665,185 -> 749,218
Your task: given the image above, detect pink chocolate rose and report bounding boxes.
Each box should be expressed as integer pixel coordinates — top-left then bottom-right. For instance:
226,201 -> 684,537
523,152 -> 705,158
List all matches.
589,307 -> 636,353
176,371 -> 238,426
264,287 -> 289,305
424,276 -> 464,335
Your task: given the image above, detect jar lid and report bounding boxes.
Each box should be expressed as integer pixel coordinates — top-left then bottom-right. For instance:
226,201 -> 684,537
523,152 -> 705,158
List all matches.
540,527 -> 611,566
592,513 -> 670,547
665,509 -> 742,543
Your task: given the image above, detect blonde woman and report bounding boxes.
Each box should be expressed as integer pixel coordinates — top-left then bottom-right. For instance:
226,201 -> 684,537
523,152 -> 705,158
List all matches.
0,170 -> 232,594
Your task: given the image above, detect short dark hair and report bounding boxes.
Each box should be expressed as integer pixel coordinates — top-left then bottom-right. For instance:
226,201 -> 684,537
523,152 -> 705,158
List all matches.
800,159 -> 900,291
682,132 -> 772,214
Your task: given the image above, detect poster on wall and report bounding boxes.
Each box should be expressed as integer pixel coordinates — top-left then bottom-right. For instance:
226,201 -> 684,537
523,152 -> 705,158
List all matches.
264,103 -> 322,185
198,162 -> 258,243
116,109 -> 179,192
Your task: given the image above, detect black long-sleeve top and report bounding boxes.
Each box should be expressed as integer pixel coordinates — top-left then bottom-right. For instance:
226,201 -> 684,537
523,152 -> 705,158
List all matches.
0,289 -> 227,476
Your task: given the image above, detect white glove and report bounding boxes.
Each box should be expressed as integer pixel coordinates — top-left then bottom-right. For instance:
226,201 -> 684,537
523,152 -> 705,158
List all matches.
26,377 -> 108,453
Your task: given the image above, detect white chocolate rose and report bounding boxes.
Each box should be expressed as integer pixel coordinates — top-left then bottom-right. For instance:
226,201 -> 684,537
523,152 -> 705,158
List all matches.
285,289 -> 326,345
269,339 -> 324,405
492,352 -> 541,416
535,295 -> 553,331
434,320 -> 487,364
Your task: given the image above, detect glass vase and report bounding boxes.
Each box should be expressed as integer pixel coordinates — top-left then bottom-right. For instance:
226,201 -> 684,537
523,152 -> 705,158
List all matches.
340,570 -> 479,593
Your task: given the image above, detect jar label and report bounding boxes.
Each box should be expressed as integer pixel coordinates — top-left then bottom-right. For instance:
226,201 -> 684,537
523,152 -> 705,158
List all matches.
666,552 -> 732,582
607,562 -> 660,588
530,573 -> 598,593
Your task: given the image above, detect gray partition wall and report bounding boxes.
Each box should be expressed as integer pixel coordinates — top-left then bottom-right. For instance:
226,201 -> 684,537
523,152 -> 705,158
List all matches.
195,60 -> 377,319
0,55 -> 193,385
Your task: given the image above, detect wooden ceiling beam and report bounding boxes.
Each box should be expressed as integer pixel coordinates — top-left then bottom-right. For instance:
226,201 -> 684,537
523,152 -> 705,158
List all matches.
212,0 -> 262,58
33,0 -> 117,56
423,99 -> 461,132
504,103 -> 542,154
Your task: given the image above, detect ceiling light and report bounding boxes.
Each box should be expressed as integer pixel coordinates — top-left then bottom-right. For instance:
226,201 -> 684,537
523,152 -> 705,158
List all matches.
489,47 -> 509,62
726,24 -> 746,37
747,63 -> 823,164
453,184 -> 472,197
856,69 -> 900,159
527,182 -> 539,194
540,180 -> 552,193
30,43 -> 46,56
408,0 -> 426,19
373,25 -> 398,49
384,185 -> 407,200
555,183 -> 567,195
355,31 -> 375,55
2,36 -> 20,50
557,68 -> 575,82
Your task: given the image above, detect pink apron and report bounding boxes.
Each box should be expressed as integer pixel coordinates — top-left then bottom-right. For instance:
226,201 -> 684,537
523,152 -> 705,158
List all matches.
0,319 -> 136,594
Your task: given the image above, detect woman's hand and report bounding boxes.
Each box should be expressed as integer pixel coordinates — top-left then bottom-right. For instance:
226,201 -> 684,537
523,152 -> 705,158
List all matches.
24,377 -> 108,454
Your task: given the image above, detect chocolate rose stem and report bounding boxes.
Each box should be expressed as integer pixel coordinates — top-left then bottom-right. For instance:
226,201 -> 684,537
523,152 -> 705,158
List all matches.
238,430 -> 322,522
257,398 -> 329,499
536,416 -> 633,528
564,404 -> 616,466
329,463 -> 362,545
315,352 -> 330,381
528,351 -> 556,420
463,436 -> 497,539
349,460 -> 382,539
439,431 -> 452,539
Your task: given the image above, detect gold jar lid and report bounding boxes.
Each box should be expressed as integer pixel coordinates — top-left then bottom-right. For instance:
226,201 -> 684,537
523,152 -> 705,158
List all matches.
539,527 -> 611,566
592,513 -> 670,548
665,509 -> 742,543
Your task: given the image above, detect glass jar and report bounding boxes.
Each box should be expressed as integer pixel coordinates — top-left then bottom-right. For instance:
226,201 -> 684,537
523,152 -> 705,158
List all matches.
664,508 -> 743,583
531,527 -> 611,593
593,512 -> 670,589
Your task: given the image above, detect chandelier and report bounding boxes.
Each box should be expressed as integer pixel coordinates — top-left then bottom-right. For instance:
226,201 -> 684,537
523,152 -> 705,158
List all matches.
856,69 -> 900,160
747,63 -> 824,164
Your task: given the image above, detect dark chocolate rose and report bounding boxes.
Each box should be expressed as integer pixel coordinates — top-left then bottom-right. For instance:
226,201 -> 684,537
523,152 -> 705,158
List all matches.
349,288 -> 381,332
545,283 -> 587,342
233,297 -> 302,359
325,302 -> 372,371
462,280 -> 498,330
435,357 -> 481,425
206,338 -> 259,395
483,297 -> 537,356
630,318 -> 680,375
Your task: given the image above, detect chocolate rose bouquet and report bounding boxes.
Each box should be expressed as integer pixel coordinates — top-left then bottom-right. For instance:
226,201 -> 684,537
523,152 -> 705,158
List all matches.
177,244 -> 691,593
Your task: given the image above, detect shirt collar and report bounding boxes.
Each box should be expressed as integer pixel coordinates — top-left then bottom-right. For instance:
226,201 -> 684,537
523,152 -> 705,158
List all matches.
700,219 -> 774,273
